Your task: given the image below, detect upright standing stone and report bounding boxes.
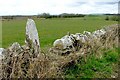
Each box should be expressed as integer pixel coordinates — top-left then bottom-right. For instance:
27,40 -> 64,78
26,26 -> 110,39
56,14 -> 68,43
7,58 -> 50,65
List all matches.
25,19 -> 40,56
0,48 -> 4,59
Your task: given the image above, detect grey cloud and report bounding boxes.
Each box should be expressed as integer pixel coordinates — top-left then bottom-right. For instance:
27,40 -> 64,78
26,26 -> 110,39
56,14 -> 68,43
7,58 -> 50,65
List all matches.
96,2 -> 118,5
69,1 -> 118,7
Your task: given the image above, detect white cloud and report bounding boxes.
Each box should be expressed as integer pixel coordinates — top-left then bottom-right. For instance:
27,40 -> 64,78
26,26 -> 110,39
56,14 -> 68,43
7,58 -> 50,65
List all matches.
0,0 -> 119,15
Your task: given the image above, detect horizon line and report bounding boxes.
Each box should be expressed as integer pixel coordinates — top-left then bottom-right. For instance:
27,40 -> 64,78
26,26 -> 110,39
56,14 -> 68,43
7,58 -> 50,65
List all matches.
0,13 -> 118,16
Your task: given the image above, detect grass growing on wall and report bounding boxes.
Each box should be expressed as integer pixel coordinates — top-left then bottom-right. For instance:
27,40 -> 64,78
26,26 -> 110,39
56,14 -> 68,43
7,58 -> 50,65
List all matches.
64,47 -> 119,78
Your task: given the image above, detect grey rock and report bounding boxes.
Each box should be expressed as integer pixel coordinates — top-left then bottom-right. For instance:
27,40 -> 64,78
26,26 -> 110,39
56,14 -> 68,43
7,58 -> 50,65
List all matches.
0,48 -> 4,59
25,19 -> 40,47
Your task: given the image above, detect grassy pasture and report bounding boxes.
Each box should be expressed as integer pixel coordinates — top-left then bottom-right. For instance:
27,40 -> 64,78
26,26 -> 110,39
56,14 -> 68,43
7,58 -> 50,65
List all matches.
2,16 -> 117,48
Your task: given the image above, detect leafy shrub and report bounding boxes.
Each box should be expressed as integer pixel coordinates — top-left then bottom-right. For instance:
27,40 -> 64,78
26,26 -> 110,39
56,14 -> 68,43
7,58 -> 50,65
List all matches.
110,16 -> 118,21
105,15 -> 118,21
105,16 -> 109,20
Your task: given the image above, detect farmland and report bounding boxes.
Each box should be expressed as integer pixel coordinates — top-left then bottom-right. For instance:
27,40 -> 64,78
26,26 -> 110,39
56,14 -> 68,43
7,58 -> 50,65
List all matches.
2,16 -> 117,48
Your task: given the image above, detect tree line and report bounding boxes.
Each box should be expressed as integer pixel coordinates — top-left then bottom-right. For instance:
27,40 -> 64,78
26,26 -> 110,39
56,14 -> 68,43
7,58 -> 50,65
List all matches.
2,13 -> 85,20
37,13 -> 85,19
1,13 -> 119,20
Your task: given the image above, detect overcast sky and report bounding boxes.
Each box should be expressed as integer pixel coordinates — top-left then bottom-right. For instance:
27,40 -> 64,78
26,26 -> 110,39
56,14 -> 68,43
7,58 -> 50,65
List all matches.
0,0 -> 119,15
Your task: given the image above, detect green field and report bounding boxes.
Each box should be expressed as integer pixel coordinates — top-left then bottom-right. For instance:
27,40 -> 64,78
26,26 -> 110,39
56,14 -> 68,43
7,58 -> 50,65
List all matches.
2,16 -> 117,48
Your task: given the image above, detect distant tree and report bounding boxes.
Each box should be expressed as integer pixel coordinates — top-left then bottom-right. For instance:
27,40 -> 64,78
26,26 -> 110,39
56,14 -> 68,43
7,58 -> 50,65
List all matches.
59,13 -> 85,18
37,13 -> 85,19
110,16 -> 118,21
105,16 -> 109,20
3,16 -> 14,20
37,13 -> 50,19
37,13 -> 41,18
42,13 -> 50,19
